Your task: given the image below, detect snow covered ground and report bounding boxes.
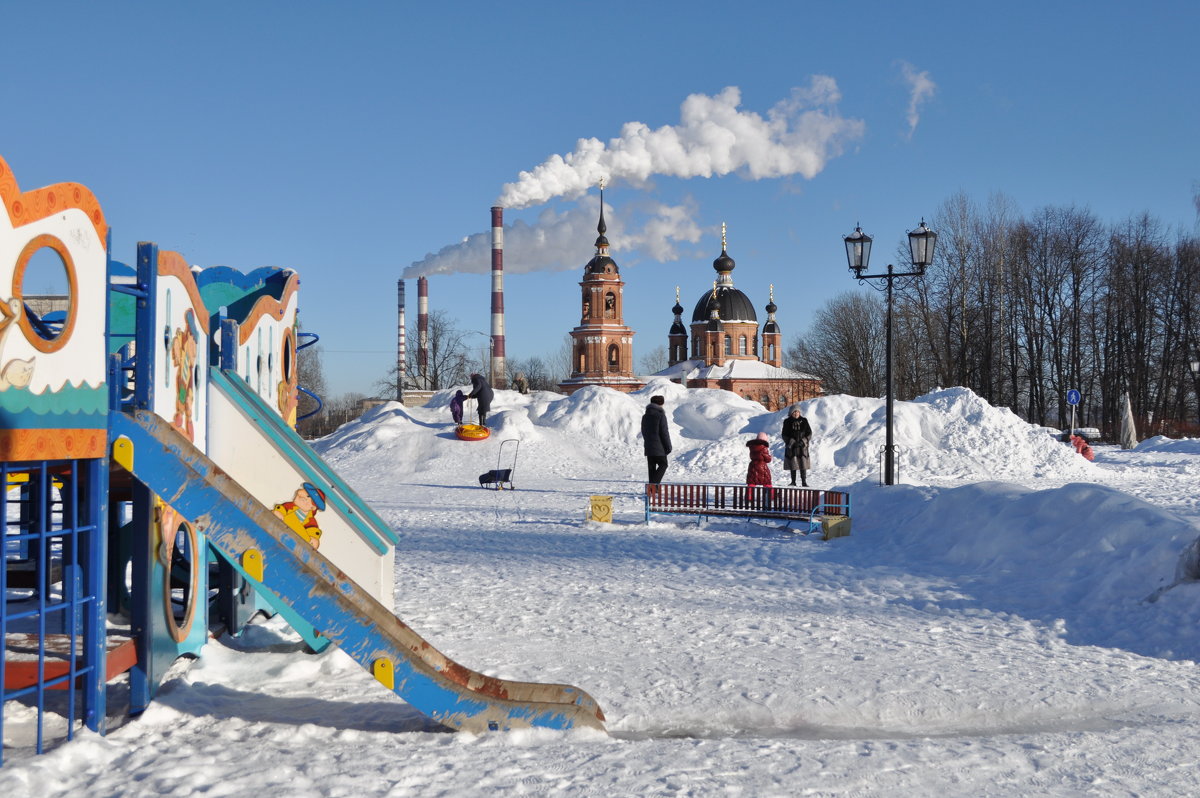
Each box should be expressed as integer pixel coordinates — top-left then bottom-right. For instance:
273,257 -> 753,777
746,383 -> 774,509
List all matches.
4,380 -> 1200,796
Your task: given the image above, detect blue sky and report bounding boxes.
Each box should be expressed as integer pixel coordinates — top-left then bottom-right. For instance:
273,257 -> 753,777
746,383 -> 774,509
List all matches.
4,1 -> 1198,397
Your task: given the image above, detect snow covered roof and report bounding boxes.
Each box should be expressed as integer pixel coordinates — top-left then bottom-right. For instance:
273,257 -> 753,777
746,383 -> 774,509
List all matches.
651,358 -> 819,382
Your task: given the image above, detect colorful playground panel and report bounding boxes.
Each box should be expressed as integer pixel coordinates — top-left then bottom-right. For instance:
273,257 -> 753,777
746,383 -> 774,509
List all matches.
0,153 -> 605,763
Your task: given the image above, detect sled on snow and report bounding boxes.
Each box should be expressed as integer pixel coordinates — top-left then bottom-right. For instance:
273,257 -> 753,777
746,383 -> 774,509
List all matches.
455,396 -> 491,441
455,423 -> 491,441
478,439 -> 519,490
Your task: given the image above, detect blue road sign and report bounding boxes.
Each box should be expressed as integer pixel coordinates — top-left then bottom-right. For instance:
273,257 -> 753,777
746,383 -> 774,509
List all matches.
1066,389 -> 1081,406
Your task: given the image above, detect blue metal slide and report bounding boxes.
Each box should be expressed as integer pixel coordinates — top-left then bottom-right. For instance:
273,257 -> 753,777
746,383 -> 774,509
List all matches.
110,408 -> 606,733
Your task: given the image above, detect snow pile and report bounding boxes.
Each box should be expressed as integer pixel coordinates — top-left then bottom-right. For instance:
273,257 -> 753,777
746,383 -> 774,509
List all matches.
849,480 -> 1200,659
320,383 -> 1092,490
1136,435 -> 1200,454
805,386 -> 1096,484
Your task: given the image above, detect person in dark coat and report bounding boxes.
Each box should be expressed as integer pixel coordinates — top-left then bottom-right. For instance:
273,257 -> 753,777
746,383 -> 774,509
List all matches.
449,390 -> 465,425
746,431 -> 774,501
640,395 -> 672,487
467,373 -> 494,426
781,405 -> 812,486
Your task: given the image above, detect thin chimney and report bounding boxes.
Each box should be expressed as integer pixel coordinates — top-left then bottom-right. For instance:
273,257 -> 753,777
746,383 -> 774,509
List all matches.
490,206 -> 507,389
396,278 -> 406,402
417,275 -> 429,390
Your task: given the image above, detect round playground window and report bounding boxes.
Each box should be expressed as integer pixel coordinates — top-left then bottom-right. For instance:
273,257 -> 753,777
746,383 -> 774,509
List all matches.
281,327 -> 295,383
11,234 -> 78,353
163,511 -> 200,643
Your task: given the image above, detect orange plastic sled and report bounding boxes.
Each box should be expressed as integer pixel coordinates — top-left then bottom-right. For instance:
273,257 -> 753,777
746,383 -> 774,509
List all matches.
455,424 -> 490,441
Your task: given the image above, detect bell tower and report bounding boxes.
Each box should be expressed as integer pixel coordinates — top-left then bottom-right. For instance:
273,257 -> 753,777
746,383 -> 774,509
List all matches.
559,182 -> 641,395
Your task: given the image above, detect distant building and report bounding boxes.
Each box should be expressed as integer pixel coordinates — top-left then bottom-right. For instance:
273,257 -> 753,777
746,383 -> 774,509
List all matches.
558,189 -> 644,396
557,200 -> 821,409
653,224 -> 821,411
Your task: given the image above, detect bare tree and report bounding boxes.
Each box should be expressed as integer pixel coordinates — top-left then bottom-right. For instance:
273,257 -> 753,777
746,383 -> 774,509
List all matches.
787,292 -> 885,397
375,309 -> 473,397
550,334 -> 574,385
638,345 -> 668,375
506,355 -> 559,392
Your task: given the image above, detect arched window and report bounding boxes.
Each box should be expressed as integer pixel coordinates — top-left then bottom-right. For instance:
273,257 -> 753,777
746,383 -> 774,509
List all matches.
761,394 -> 769,405
766,343 -> 776,361
739,335 -> 747,355
724,335 -> 732,355
604,291 -> 616,318
607,344 -> 620,372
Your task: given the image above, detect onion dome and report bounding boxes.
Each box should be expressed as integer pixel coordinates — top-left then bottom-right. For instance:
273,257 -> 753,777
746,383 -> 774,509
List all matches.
762,285 -> 780,334
669,286 -> 687,335
692,287 -> 757,323
584,186 -> 618,275
691,222 -> 756,323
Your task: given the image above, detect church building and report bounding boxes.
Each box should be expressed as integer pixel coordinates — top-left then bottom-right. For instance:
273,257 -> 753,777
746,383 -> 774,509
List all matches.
653,224 -> 822,411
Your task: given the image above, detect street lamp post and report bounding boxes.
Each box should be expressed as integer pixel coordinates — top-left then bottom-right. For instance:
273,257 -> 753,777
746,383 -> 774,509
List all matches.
844,220 -> 937,485
465,330 -> 495,386
1191,359 -> 1200,426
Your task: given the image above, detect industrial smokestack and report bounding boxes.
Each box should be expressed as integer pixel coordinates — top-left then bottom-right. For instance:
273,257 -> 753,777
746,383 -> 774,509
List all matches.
396,279 -> 406,402
490,206 -> 507,389
417,276 -> 429,390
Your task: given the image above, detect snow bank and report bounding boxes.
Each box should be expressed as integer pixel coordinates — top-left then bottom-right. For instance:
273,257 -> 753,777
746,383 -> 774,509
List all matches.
805,387 -> 1096,484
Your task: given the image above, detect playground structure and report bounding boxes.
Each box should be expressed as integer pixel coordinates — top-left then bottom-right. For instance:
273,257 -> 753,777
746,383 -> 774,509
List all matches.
0,155 -> 605,763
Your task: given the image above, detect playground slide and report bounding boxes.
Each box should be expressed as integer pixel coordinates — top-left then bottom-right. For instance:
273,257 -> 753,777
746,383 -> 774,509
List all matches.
110,408 -> 606,733
205,367 -> 397,603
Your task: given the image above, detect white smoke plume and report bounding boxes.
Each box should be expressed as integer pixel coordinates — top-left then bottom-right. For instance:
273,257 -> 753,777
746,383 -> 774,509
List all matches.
404,199 -> 703,278
899,61 -> 936,139
497,79 -> 865,209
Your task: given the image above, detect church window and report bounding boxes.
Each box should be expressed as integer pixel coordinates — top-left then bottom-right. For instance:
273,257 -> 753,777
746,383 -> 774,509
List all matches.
607,344 -> 620,372
604,291 -> 616,318
766,343 -> 775,361
738,336 -> 747,355
724,335 -> 732,355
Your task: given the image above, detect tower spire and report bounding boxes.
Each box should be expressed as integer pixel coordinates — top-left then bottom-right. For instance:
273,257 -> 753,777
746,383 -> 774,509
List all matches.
594,177 -> 609,253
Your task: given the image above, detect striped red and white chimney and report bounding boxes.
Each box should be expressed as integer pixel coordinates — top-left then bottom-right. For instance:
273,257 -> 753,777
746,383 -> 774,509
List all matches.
396,279 -> 406,402
490,206 -> 507,389
417,276 -> 429,390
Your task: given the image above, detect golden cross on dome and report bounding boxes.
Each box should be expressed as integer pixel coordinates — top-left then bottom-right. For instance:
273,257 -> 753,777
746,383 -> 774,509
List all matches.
769,284 -> 775,302
711,280 -> 718,300
675,285 -> 680,303
721,222 -> 727,250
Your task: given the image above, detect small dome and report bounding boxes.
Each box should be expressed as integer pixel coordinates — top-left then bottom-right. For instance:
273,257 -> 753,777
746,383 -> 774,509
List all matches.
669,319 -> 687,335
713,248 -> 735,274
765,300 -> 777,314
691,286 -> 758,323
672,300 -> 684,315
585,254 -> 618,274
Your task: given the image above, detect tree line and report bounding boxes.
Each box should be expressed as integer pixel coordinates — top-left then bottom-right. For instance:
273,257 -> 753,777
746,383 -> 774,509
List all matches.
789,191 -> 1200,440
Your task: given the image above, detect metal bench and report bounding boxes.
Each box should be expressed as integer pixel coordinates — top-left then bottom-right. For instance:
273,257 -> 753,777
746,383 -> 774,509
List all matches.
644,483 -> 851,539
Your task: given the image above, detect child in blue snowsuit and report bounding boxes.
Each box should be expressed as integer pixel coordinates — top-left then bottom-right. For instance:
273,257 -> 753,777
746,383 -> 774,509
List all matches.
449,390 -> 465,424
